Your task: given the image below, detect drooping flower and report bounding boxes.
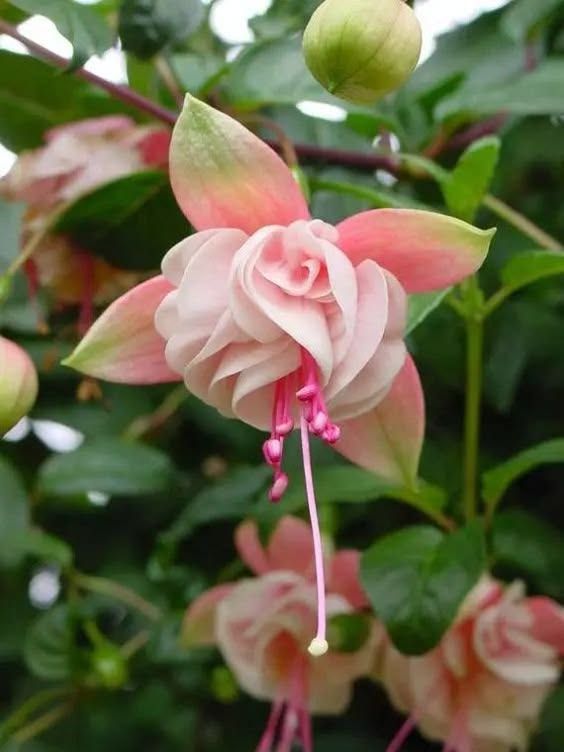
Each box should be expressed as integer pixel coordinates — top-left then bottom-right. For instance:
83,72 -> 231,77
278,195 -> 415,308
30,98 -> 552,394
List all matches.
0,116 -> 170,329
64,95 -> 494,653
0,335 -> 38,435
183,516 -> 378,752
376,576 -> 564,752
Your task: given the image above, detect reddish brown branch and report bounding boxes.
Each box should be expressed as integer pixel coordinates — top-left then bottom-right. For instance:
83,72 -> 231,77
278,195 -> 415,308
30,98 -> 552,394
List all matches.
0,18 -> 401,174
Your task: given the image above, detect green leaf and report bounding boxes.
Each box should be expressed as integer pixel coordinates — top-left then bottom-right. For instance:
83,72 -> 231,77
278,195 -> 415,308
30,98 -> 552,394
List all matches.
170,52 -> 227,95
500,250 -> 564,294
438,60 -> 564,120
327,613 -> 372,653
0,456 -> 30,568
119,0 -> 205,59
0,199 -> 23,273
24,605 -> 74,680
536,687 -> 564,752
492,511 -> 564,599
502,0 -> 563,42
226,37 -> 338,108
406,290 -> 450,335
56,171 -> 188,271
37,439 -> 176,500
160,466 -> 271,548
8,0 -> 113,68
19,528 -> 74,569
442,137 -> 500,221
482,438 -> 564,509
0,51 -> 136,152
361,522 -> 486,654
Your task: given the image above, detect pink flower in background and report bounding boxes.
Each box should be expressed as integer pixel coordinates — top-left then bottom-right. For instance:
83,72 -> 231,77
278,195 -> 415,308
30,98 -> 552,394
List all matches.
65,95 -> 494,653
0,116 -> 171,330
183,516 -> 377,752
1,115 -> 170,208
377,576 -> 564,752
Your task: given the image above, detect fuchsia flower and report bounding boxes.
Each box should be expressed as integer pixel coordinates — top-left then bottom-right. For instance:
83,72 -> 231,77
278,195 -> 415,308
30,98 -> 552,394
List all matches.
0,116 -> 170,329
64,96 -> 494,654
378,576 -> 564,752
1,115 -> 170,208
183,516 -> 377,752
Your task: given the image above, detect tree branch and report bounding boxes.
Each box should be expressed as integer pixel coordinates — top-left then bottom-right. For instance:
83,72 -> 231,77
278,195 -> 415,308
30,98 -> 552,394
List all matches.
0,18 -> 400,174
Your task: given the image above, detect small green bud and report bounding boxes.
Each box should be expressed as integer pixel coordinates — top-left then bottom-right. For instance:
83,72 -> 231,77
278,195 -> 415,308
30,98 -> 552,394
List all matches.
0,336 -> 38,436
327,613 -> 372,652
303,0 -> 422,104
91,644 -> 128,690
210,665 -> 239,704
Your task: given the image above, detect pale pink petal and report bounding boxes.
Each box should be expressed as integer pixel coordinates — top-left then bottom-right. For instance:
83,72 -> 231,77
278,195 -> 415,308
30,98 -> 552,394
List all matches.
235,520 -> 270,575
170,95 -> 309,233
45,115 -> 134,142
267,516 -> 314,576
161,230 -> 227,285
336,355 -> 425,485
527,598 -> 564,654
63,276 -> 180,384
182,584 -> 234,646
325,260 -> 389,401
329,551 -> 368,609
336,209 -> 495,293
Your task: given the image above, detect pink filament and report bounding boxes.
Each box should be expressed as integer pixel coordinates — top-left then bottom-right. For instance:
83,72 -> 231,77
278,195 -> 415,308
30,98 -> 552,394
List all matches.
256,698 -> 284,752
386,715 -> 418,752
300,411 -> 327,648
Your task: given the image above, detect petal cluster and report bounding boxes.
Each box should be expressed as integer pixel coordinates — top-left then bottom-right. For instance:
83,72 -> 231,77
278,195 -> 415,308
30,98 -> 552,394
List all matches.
183,516 -> 376,751
0,116 -> 171,316
155,219 -> 405,431
377,576 -> 564,752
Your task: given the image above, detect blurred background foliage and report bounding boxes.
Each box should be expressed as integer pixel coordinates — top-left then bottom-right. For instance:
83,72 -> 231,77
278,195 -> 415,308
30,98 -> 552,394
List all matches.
0,0 -> 563,749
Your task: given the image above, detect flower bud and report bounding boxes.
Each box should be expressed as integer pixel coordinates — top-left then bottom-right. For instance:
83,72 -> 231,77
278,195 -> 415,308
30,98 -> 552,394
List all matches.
303,0 -> 422,104
0,336 -> 38,436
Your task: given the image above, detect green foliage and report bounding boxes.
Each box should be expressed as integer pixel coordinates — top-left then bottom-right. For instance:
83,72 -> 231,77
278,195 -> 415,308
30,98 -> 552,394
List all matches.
8,0 -> 113,67
0,456 -> 29,568
56,172 -> 188,270
0,0 -> 563,749
361,523 -> 486,654
442,137 -> 500,221
119,0 -> 205,59
37,439 -> 176,500
482,438 -> 564,510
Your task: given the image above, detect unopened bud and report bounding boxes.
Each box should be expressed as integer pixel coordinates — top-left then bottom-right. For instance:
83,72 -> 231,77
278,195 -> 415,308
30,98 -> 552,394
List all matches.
0,336 -> 38,436
303,0 -> 422,104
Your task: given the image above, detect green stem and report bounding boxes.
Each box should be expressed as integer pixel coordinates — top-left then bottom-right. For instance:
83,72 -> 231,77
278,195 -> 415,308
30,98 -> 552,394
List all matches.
3,207 -> 64,279
462,279 -> 485,520
483,195 -> 563,252
1,687 -> 70,736
11,700 -> 75,743
72,572 -> 161,622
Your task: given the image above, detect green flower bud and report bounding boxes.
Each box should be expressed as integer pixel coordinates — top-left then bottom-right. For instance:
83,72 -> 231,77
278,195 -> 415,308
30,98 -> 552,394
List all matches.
303,0 -> 422,104
0,336 -> 38,436
91,644 -> 129,690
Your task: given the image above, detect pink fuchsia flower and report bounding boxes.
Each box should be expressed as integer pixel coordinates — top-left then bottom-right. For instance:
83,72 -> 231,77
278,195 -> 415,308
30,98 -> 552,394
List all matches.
64,95 -> 494,653
0,116 -> 170,330
0,335 -> 38,436
183,516 -> 378,752
0,115 -> 170,208
377,576 -> 564,752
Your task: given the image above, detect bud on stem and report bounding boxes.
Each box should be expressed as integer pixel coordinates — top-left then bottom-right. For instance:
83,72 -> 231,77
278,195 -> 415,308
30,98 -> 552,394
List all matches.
0,336 -> 38,436
303,0 -> 422,104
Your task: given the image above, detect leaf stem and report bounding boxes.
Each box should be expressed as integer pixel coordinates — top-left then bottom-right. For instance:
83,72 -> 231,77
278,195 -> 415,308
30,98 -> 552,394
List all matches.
3,207 -> 64,278
462,278 -> 485,521
11,699 -> 75,743
72,572 -> 161,622
483,194 -> 563,252
1,687 -> 70,737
